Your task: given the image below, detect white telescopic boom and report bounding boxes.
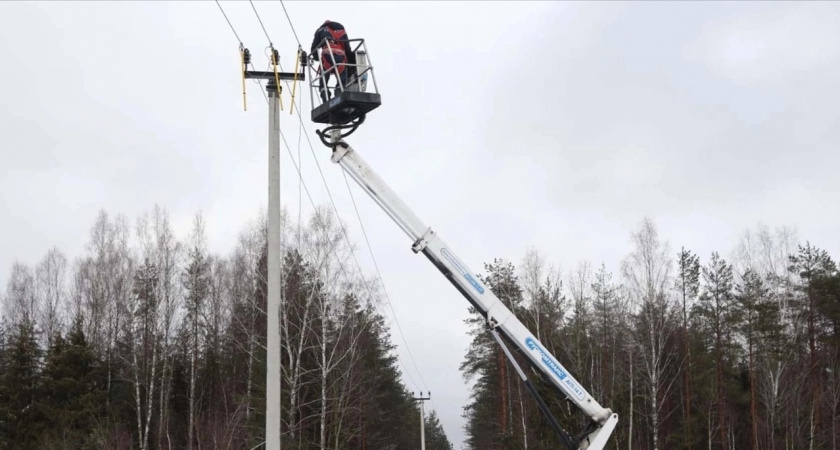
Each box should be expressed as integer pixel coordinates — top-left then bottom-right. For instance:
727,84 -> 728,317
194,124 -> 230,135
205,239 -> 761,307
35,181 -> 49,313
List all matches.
327,137 -> 618,449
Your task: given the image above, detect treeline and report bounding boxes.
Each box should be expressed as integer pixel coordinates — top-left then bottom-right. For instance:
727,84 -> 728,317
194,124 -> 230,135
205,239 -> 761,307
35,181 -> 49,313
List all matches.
460,218 -> 840,450
0,205 -> 453,450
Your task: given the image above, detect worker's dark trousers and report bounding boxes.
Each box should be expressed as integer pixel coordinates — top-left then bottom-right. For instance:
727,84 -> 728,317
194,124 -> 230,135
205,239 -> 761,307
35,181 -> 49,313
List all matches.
320,53 -> 348,102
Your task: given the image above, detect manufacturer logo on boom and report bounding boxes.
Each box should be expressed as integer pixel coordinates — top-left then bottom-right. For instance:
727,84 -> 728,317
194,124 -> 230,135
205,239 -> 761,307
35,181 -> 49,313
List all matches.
525,337 -> 586,401
440,248 -> 484,294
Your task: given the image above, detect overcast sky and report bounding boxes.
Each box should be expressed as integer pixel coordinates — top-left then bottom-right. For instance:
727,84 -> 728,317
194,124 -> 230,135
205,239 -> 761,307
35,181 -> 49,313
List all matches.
2,1 -> 839,448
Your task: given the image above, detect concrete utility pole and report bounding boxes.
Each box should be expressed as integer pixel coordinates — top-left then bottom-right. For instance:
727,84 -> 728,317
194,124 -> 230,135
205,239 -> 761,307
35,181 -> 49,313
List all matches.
238,46 -> 306,450
414,392 -> 431,450
266,77 -> 282,450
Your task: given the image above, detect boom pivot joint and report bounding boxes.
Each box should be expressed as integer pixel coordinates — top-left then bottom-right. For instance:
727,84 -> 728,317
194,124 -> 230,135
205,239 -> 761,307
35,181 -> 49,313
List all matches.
411,228 -> 434,253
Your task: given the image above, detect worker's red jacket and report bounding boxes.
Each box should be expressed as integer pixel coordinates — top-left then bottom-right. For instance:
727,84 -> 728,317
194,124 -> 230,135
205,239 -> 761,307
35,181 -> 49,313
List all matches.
310,21 -> 356,71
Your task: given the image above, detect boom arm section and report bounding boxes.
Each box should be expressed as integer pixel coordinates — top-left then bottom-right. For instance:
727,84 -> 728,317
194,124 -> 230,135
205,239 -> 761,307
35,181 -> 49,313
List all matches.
327,137 -> 618,449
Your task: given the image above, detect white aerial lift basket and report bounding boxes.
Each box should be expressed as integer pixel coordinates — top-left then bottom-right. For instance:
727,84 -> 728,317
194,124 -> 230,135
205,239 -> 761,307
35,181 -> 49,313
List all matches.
307,37 -> 381,126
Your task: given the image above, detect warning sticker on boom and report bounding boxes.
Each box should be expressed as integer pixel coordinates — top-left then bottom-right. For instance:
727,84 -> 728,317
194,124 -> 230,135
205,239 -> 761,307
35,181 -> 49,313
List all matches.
525,337 -> 586,401
440,248 -> 484,295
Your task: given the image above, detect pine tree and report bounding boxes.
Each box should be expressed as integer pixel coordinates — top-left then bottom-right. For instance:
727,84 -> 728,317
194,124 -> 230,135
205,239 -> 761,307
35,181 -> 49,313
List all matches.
461,258 -> 527,449
695,252 -> 738,449
36,319 -> 105,449
788,243 -> 838,449
591,263 -> 619,405
675,248 -> 700,449
0,318 -> 44,449
355,302 -> 422,449
735,269 -> 771,450
425,409 -> 455,450
0,317 -> 10,450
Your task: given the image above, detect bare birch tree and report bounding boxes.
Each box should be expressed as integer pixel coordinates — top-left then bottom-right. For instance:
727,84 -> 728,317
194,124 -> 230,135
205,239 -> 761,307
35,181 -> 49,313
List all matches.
566,261 -> 594,392
304,206 -> 368,449
151,205 -> 181,450
35,247 -> 67,344
281,218 -> 333,443
621,217 -> 677,450
125,256 -> 156,450
82,211 -> 134,416
228,213 -> 267,423
733,224 -> 801,449
4,262 -> 37,329
518,249 -> 566,448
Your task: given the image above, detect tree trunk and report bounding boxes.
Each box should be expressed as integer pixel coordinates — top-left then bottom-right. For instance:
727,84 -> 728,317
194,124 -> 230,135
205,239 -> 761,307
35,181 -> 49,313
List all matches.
518,381 -> 527,449
132,322 -> 144,450
708,409 -> 712,450
749,338 -> 758,450
684,287 -> 692,449
651,342 -> 659,450
246,308 -> 255,421
498,348 -> 507,440
188,310 -> 197,450
320,310 -> 328,450
716,304 -> 726,449
287,289 -> 316,442
808,284 -> 818,450
158,350 -> 171,450
628,345 -> 634,450
144,334 -> 158,450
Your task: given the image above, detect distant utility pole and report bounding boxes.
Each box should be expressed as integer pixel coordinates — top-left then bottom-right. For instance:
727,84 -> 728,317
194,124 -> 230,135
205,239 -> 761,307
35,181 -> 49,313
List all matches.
239,46 -> 306,450
414,391 -> 431,450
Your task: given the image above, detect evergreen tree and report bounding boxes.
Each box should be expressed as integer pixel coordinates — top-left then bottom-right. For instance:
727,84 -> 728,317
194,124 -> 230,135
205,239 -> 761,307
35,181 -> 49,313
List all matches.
20,205 -> 840,449
735,269 -> 773,450
181,215 -> 210,450
0,317 -> 10,450
0,318 -> 44,449
694,252 -> 738,449
675,247 -> 700,449
0,207 -> 460,450
425,409 -> 455,450
787,243 -> 839,448
36,319 -> 105,449
461,259 -> 527,450
591,263 -> 620,404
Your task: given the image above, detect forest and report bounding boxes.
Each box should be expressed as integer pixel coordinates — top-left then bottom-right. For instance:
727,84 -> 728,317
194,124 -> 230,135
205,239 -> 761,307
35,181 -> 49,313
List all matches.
0,205 -> 452,450
2,203 -> 839,450
460,218 -> 840,450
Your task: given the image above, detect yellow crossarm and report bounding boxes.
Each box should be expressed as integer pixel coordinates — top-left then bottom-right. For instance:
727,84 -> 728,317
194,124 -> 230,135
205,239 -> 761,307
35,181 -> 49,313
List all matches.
290,47 -> 300,115
240,47 -> 247,111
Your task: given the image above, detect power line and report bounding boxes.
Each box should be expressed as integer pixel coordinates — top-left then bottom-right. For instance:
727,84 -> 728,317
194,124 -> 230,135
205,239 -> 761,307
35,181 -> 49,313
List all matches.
340,170 -> 432,392
267,2 -> 433,394
250,76 -> 428,393
288,83 -> 433,393
248,59 -> 425,393
297,87 -> 303,249
248,0 -> 273,46
259,81 -> 424,393
214,0 -> 242,45
216,0 -> 432,395
278,0 -> 301,49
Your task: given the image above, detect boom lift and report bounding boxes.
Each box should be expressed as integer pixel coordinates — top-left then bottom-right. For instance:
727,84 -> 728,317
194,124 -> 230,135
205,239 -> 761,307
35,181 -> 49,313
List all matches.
305,38 -> 618,450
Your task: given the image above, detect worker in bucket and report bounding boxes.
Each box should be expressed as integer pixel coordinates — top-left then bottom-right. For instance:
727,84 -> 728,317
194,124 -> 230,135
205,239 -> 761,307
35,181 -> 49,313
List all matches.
310,20 -> 356,102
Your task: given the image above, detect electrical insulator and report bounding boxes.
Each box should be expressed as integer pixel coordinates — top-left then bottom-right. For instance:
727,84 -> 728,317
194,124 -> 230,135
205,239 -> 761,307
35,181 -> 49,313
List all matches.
243,48 -> 251,65
272,48 -> 280,66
